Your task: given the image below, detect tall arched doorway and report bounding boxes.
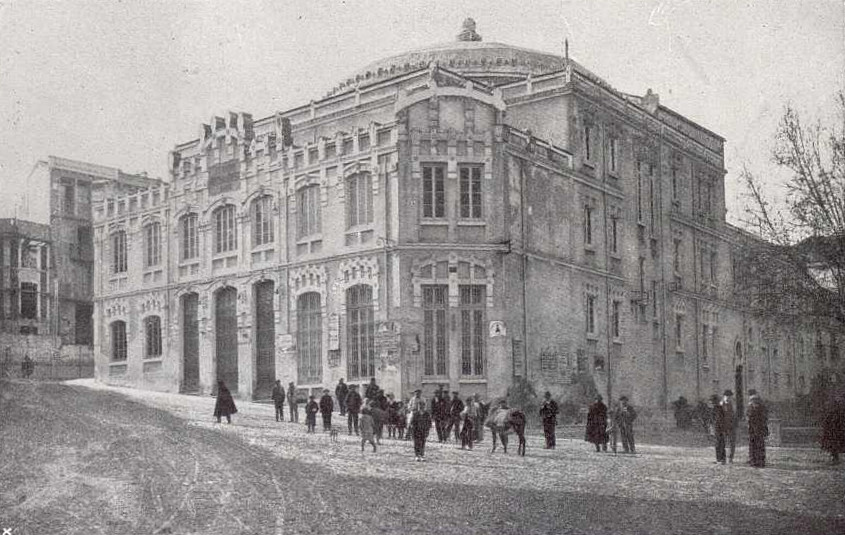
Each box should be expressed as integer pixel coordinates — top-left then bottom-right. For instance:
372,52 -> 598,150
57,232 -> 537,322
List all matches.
735,341 -> 744,420
215,286 -> 239,392
254,280 -> 276,399
181,292 -> 200,393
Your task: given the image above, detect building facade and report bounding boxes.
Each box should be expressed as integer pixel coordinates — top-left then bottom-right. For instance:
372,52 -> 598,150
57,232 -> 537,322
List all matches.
92,20 -> 843,408
0,218 -> 53,337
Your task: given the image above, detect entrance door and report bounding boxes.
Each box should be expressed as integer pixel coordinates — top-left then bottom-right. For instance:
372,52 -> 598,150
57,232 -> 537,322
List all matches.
254,280 -> 276,399
182,293 -> 199,393
215,287 -> 238,392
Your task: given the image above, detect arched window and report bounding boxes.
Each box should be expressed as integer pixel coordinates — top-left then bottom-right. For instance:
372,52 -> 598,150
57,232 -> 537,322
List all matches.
252,196 -> 275,246
111,321 -> 127,361
144,221 -> 161,268
297,292 -> 322,383
111,231 -> 127,274
214,205 -> 237,254
145,316 -> 162,358
346,285 -> 374,380
180,214 -> 198,261
346,173 -> 373,228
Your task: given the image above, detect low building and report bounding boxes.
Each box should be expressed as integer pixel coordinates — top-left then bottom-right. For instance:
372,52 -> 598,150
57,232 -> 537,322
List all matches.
92,20 -> 843,409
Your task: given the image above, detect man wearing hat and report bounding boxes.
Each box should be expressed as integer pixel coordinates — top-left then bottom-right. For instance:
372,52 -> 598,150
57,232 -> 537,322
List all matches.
616,396 -> 637,454
271,379 -> 286,422
747,390 -> 769,467
319,388 -> 334,432
346,384 -> 363,435
710,394 -> 728,464
446,391 -> 465,443
541,391 -> 561,449
720,390 -> 738,463
287,382 -> 299,423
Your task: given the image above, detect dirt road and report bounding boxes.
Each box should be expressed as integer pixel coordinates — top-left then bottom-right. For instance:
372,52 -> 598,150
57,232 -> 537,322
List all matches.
1,380 -> 843,535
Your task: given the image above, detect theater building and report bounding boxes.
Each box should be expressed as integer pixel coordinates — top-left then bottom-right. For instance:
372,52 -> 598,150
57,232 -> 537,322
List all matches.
92,20 -> 841,408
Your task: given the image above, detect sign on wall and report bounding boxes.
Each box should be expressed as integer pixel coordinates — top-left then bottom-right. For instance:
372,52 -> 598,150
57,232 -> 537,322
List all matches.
489,320 -> 506,337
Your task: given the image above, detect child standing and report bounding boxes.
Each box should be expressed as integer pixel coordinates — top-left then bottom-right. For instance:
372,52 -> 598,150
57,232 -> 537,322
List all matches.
305,395 -> 319,433
360,407 -> 377,452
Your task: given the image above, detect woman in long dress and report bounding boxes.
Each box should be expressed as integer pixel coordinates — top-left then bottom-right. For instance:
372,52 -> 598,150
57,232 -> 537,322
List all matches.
214,380 -> 237,424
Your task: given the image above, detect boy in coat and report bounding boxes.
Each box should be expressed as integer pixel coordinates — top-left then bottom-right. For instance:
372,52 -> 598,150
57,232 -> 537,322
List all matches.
271,380 -> 286,422
305,395 -> 319,433
360,407 -> 377,452
319,389 -> 334,431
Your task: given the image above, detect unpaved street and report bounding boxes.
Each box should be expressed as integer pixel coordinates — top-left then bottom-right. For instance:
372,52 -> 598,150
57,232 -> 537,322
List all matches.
1,380 -> 843,535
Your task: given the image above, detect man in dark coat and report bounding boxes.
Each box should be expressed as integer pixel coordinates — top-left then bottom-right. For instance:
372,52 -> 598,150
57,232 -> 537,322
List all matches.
710,394 -> 728,464
539,391 -> 560,449
584,394 -> 607,452
411,393 -> 432,461
271,380 -> 286,422
369,400 -> 386,444
287,382 -> 299,423
432,389 -> 450,443
615,396 -> 637,454
820,393 -> 845,464
336,378 -> 348,416
214,381 -> 237,424
346,384 -> 363,435
364,377 -> 379,402
319,389 -> 334,431
445,391 -> 465,442
747,391 -> 768,468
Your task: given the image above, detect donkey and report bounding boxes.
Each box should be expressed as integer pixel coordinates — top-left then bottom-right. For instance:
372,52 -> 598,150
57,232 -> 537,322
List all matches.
489,408 -> 527,456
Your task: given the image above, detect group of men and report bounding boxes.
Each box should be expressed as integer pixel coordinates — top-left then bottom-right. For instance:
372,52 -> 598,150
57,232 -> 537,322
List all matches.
585,395 -> 638,454
709,389 -> 769,467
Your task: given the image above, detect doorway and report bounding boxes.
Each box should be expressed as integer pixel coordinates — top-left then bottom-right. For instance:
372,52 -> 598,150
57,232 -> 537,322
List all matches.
215,287 -> 239,392
181,293 -> 199,393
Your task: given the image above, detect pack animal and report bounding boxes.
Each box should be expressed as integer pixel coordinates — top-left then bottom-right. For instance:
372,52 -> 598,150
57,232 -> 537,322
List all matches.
488,408 -> 526,456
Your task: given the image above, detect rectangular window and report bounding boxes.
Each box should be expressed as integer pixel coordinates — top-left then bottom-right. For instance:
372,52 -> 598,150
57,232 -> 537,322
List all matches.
252,196 -> 275,246
702,324 -> 709,364
675,315 -> 684,350
584,125 -> 593,162
423,285 -> 448,376
20,282 -> 37,319
709,251 -> 717,284
584,205 -> 593,246
610,217 -> 618,254
214,206 -> 238,254
144,222 -> 161,268
145,316 -> 162,358
636,161 -> 644,223
652,280 -> 659,318
422,164 -> 446,218
609,137 -> 618,173
612,300 -> 621,339
297,186 -> 321,239
672,167 -> 679,201
111,321 -> 127,361
459,285 -> 485,376
586,294 -> 596,334
673,239 -> 681,274
346,174 -> 374,228
63,182 -> 75,215
648,164 -> 655,230
181,215 -> 199,261
459,165 -> 483,218
112,231 -> 127,274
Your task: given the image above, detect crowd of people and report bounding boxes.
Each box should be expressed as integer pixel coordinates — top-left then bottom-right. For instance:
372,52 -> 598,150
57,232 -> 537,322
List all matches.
214,377 -> 845,468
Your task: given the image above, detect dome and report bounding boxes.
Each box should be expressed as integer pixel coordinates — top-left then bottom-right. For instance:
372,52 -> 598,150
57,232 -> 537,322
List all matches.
329,19 -> 570,95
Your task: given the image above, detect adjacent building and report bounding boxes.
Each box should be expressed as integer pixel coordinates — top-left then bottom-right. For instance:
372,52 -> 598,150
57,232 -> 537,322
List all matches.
92,20 -> 843,409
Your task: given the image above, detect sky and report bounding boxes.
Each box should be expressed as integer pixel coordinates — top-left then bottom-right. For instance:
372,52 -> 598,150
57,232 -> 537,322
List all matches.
0,0 -> 842,224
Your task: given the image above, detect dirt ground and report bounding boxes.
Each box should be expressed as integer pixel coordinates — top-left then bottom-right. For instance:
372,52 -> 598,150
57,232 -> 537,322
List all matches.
1,379 -> 843,535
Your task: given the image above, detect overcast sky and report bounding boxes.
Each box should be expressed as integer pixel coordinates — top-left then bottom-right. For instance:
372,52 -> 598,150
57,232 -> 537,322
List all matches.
0,0 -> 842,224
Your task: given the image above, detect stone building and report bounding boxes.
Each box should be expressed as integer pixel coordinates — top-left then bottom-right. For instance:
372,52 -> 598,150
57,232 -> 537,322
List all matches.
0,218 -> 53,337
92,20 -> 842,408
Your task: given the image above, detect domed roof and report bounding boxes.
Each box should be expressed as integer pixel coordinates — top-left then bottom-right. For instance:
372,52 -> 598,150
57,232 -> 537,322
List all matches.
329,19 -> 570,95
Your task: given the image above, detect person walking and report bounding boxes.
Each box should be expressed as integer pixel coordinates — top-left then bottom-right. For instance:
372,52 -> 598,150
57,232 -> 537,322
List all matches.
445,391 -> 465,443
459,397 -> 475,449
346,384 -> 363,435
473,393 -> 488,443
336,378 -> 349,416
271,380 -> 286,422
747,391 -> 769,468
721,390 -> 738,463
585,394 -> 607,452
214,381 -> 237,424
488,399 -> 511,453
710,394 -> 728,464
411,396 -> 432,462
360,407 -> 377,452
616,396 -> 637,454
287,382 -> 299,423
820,393 -> 845,465
319,388 -> 334,431
431,389 -> 446,443
305,395 -> 319,433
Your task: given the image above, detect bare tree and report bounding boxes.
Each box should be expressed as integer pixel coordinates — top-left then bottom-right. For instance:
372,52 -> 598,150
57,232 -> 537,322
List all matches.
740,90 -> 845,321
